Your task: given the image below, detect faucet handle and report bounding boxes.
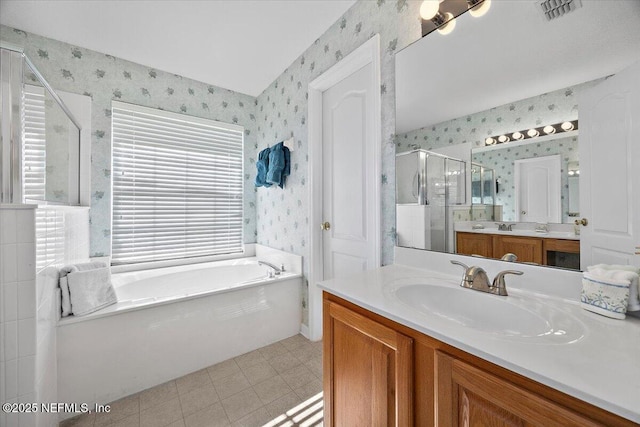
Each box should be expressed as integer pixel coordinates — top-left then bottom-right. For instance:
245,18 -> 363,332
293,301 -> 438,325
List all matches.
492,270 -> 524,296
450,260 -> 469,271
450,260 -> 470,278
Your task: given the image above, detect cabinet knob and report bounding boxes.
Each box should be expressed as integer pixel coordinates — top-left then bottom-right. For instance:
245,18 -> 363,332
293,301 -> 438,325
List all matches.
321,221 -> 331,231
574,218 -> 588,226
521,210 -> 527,215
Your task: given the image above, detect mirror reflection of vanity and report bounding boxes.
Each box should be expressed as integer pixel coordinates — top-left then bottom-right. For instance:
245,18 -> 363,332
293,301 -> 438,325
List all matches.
395,1 -> 640,271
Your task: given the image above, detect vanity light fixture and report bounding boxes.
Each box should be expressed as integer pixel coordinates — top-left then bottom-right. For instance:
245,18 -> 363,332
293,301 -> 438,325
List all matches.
484,120 -> 579,146
468,0 -> 491,18
420,0 -> 441,20
527,128 -> 540,138
421,0 -> 489,37
436,12 -> 457,35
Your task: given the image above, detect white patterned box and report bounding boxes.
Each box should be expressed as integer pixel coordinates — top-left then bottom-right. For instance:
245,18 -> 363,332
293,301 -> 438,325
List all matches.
581,272 -> 630,319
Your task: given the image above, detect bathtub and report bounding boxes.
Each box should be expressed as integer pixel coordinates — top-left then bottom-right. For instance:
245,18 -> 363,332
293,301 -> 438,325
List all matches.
57,247 -> 302,417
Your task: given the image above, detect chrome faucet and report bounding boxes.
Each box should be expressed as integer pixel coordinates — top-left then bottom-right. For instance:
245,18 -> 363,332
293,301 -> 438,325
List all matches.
496,223 -> 514,231
500,253 -> 518,262
496,223 -> 516,231
450,260 -> 523,296
258,260 -> 284,278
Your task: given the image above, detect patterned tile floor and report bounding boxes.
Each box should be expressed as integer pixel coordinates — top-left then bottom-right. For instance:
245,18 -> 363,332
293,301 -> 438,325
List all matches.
60,334 -> 324,427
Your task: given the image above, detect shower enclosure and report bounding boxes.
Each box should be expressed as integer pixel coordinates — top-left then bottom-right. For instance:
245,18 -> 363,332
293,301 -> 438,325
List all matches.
396,149 -> 465,252
1,42 -> 81,205
470,162 -> 497,221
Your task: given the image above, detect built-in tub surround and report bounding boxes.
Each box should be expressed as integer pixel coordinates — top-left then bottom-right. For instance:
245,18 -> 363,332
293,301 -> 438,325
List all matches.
57,245 -> 302,421
319,247 -> 640,423
1,204 -> 90,427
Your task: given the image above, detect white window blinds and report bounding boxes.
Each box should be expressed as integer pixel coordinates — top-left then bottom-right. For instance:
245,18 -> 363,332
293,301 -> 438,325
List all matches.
111,101 -> 244,265
22,84 -> 46,201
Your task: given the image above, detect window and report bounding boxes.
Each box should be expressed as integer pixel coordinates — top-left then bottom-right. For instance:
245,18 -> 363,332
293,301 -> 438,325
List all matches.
22,84 -> 46,201
111,101 -> 244,265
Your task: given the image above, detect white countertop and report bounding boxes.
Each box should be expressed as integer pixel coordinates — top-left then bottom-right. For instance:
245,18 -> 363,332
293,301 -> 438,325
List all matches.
318,260 -> 640,422
457,228 -> 580,240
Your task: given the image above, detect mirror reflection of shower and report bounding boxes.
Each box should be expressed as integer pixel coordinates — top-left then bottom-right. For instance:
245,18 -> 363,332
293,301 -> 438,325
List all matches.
396,149 -> 466,252
0,42 -> 81,205
470,163 -> 497,221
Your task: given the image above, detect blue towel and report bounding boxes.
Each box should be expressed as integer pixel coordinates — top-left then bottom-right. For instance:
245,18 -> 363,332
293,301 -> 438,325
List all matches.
255,147 -> 272,187
266,142 -> 291,188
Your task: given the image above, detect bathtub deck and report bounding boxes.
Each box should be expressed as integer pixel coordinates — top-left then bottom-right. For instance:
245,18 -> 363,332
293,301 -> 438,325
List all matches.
59,334 -> 323,427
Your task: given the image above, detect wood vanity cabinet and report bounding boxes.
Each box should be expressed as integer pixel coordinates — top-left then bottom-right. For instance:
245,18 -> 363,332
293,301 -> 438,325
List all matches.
455,232 -> 492,258
492,235 -> 543,264
323,299 -> 413,426
455,232 -> 579,266
323,292 -> 636,427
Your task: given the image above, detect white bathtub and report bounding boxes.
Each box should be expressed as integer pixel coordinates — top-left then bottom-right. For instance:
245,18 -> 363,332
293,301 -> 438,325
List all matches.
57,248 -> 302,418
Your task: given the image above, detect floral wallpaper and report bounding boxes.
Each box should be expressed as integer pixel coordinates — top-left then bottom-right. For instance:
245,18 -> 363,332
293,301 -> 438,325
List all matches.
253,1 -> 423,324
472,136 -> 578,223
395,79 -> 602,153
1,24 -> 258,257
395,79 -> 605,232
44,95 -> 72,202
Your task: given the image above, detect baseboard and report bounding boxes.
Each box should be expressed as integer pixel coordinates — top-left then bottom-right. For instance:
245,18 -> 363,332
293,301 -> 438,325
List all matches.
300,323 -> 310,339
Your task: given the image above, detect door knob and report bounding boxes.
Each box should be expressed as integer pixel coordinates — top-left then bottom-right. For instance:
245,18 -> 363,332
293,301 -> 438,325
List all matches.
574,218 -> 588,226
320,221 -> 331,231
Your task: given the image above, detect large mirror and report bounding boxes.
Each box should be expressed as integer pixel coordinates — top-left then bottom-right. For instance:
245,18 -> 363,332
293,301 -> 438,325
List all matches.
395,1 -> 640,270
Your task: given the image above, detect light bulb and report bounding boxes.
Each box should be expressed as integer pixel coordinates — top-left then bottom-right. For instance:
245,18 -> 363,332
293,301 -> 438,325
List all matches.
512,131 -> 524,140
527,128 -> 539,138
543,125 -> 556,134
485,137 -> 496,145
469,0 -> 491,18
437,13 -> 457,35
561,121 -> 574,131
568,171 -> 575,176
420,0 -> 440,20
498,135 -> 509,143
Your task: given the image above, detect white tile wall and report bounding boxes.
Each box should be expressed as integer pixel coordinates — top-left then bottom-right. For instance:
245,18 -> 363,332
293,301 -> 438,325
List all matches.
1,206 -> 36,427
1,205 -> 89,427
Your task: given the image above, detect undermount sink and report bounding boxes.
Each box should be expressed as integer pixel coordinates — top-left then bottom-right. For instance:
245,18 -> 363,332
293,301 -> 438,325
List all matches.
386,278 -> 585,344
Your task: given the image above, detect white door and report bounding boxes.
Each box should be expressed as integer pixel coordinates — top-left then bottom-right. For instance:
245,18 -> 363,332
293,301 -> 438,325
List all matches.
307,35 -> 381,341
321,63 -> 377,279
514,155 -> 561,223
579,61 -> 640,268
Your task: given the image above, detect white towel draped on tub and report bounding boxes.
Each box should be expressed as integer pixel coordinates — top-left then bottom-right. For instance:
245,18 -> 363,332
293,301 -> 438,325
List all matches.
59,262 -> 117,317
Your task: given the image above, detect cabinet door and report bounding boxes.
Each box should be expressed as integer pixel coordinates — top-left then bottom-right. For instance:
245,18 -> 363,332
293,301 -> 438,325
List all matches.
456,232 -> 492,257
493,235 -> 542,264
436,352 -> 602,427
323,299 -> 413,427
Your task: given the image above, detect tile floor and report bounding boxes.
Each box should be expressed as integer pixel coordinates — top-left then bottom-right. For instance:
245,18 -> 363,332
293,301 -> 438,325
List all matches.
60,334 -> 324,427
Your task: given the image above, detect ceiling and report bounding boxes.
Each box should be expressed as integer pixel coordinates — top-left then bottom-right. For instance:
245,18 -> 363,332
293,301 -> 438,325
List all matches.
396,0 -> 640,134
0,0 -> 356,97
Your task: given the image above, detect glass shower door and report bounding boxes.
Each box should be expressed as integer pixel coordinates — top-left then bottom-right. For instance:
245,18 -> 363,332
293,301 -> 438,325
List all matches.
426,153 -> 446,252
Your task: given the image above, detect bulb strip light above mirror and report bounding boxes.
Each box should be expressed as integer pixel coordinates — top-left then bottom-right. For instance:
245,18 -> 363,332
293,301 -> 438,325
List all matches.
484,120 -> 578,147
420,0 -> 491,37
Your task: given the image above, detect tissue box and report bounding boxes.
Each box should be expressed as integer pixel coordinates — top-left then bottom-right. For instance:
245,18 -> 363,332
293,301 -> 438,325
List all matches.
581,273 -> 630,319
